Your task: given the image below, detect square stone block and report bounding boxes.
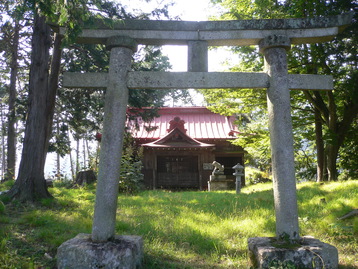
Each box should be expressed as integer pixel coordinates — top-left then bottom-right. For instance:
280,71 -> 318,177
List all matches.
57,233 -> 143,269
248,236 -> 338,269
210,175 -> 227,181
208,180 -> 235,191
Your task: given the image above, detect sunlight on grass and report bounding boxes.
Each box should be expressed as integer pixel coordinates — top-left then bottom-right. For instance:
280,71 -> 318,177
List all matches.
296,181 -> 358,268
0,180 -> 357,268
114,187 -> 278,267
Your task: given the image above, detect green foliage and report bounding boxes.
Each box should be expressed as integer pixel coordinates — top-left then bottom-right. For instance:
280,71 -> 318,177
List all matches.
245,167 -> 271,185
0,180 -> 14,192
338,120 -> 358,180
205,0 -> 358,181
53,177 -> 75,189
48,123 -> 71,157
118,141 -> 144,194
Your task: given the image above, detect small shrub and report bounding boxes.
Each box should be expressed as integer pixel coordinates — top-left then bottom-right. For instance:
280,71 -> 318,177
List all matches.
119,158 -> 143,194
246,167 -> 271,184
53,178 -> 74,189
0,180 -> 14,191
118,140 -> 144,194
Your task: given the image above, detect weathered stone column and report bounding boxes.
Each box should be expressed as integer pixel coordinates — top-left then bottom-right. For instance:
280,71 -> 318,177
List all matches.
92,36 -> 137,242
188,40 -> 208,72
259,35 -> 299,240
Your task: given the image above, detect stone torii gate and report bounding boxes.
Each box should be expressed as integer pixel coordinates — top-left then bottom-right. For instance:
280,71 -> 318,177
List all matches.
57,13 -> 353,269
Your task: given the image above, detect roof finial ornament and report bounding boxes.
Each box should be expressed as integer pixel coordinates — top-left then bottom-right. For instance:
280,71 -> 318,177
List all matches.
167,116 -> 187,133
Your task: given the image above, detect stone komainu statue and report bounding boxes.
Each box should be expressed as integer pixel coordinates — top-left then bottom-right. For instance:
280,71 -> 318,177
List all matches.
212,161 -> 224,175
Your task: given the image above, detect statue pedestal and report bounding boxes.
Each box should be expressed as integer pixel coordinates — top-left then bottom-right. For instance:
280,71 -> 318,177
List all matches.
208,175 -> 234,191
209,175 -> 226,181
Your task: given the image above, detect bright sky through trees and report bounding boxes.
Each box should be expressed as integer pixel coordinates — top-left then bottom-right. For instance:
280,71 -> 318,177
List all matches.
122,0 -> 211,21
120,0 -> 237,72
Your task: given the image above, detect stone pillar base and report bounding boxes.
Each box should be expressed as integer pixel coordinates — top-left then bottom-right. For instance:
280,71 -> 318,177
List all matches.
248,237 -> 338,269
57,233 -> 143,269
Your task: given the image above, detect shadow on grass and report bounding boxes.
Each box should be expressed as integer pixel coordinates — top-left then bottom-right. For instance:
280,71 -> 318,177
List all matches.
0,187 -> 95,269
143,251 -> 248,269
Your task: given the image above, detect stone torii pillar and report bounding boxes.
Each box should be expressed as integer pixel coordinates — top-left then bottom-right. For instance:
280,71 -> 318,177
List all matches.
248,35 -> 339,268
57,36 -> 144,268
92,36 -> 137,242
259,35 -> 299,240
188,40 -> 208,72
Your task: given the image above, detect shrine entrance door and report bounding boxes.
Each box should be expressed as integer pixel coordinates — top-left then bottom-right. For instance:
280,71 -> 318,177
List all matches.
157,156 -> 199,189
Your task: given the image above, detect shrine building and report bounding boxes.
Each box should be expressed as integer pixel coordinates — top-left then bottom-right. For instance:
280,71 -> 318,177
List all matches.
129,107 -> 245,190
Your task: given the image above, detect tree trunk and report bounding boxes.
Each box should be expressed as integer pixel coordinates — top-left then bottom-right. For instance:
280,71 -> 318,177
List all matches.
326,91 -> 338,181
0,106 -> 6,180
83,139 -> 86,168
49,33 -> 63,181
314,108 -> 326,182
69,149 -> 75,181
68,129 -> 75,180
75,170 -> 97,186
85,139 -> 90,168
47,32 -> 63,149
56,114 -> 61,179
326,143 -> 339,181
5,20 -> 20,181
8,14 -> 61,201
76,138 -> 80,175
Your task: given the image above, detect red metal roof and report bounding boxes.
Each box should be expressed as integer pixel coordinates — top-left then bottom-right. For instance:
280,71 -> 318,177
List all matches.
129,107 -> 237,140
142,127 -> 215,148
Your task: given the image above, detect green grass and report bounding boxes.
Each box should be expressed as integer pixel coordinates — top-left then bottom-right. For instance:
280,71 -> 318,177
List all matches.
0,181 -> 357,268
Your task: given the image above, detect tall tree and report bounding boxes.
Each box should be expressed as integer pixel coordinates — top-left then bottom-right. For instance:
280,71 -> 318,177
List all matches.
5,19 -> 20,181
8,13 -> 56,200
0,1 -> 21,181
286,0 -> 358,181
6,0 -> 123,200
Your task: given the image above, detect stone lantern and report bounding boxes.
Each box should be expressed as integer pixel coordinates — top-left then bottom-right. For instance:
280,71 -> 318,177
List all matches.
232,163 -> 244,194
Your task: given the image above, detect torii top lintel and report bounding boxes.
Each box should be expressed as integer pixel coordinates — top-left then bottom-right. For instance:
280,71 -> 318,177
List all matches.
58,12 -> 353,46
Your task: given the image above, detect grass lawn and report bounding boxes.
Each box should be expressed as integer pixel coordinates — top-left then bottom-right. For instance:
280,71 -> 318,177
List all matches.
0,180 -> 357,268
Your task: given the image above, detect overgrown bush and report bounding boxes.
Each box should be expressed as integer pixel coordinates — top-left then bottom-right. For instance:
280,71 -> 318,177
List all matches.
246,167 -> 271,185
118,135 -> 144,194
53,177 -> 75,189
0,180 -> 14,192
119,157 -> 143,194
